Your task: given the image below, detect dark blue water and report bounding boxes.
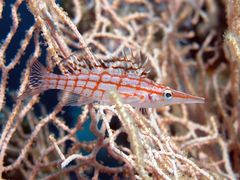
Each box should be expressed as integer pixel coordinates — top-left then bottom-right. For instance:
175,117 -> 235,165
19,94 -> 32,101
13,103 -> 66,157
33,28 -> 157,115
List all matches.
1,1 -> 122,179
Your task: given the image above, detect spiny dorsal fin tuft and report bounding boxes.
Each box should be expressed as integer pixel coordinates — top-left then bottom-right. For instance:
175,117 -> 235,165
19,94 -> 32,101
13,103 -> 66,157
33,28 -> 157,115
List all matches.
57,50 -> 150,76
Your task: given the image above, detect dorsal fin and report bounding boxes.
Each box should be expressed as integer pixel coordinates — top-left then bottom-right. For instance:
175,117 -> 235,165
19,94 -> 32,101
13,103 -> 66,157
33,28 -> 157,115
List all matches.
57,50 -> 100,75
57,50 -> 150,76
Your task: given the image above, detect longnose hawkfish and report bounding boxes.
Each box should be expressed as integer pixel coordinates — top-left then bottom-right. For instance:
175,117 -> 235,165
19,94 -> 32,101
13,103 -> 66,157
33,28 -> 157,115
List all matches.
19,52 -> 204,107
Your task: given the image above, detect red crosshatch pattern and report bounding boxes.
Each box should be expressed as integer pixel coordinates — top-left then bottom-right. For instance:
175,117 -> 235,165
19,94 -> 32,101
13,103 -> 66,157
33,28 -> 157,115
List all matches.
44,71 -> 161,104
20,60 -> 205,108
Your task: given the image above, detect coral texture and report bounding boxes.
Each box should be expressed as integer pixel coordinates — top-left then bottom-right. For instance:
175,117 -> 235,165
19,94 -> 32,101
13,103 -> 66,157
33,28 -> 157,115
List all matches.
0,0 -> 239,179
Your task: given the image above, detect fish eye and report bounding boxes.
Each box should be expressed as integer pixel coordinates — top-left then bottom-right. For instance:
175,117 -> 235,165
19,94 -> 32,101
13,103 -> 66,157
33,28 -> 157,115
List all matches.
163,90 -> 172,100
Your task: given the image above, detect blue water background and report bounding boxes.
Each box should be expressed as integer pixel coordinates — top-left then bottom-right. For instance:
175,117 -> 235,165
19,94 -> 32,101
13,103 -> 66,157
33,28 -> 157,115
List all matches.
0,1 -> 122,179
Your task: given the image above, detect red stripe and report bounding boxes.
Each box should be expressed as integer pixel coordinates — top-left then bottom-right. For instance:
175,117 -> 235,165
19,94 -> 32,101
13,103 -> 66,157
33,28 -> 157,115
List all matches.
46,72 -> 165,97
54,75 -> 60,89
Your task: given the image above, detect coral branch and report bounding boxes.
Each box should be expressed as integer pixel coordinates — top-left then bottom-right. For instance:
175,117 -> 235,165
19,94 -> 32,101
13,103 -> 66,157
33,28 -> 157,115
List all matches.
0,0 -> 238,179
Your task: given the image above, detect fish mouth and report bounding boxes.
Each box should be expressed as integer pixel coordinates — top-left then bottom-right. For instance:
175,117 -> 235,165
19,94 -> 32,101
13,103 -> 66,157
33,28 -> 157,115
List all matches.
172,90 -> 205,104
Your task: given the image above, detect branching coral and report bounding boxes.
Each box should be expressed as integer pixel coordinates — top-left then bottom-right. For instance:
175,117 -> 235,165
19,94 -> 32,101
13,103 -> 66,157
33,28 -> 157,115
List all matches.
0,0 -> 239,179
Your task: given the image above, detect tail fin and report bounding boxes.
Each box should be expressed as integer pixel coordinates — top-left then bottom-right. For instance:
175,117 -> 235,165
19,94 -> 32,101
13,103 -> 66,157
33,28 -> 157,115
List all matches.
18,60 -> 49,100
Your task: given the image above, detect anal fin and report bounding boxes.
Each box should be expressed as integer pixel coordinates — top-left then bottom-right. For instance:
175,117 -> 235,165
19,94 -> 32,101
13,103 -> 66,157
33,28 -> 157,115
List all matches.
59,92 -> 94,106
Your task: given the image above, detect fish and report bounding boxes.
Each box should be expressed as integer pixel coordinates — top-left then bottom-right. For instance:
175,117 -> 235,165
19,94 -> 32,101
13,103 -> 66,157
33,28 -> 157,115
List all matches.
19,54 -> 205,108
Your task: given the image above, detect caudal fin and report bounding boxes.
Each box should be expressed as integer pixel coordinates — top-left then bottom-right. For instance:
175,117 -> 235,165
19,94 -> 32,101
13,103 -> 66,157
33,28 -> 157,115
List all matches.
18,60 -> 49,100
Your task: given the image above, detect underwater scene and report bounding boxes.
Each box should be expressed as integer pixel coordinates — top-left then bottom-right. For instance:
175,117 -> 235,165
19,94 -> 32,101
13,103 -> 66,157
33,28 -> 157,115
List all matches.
0,0 -> 239,179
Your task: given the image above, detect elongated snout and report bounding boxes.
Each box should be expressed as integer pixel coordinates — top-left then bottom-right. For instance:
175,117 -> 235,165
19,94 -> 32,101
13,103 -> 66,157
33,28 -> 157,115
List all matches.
171,90 -> 205,104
